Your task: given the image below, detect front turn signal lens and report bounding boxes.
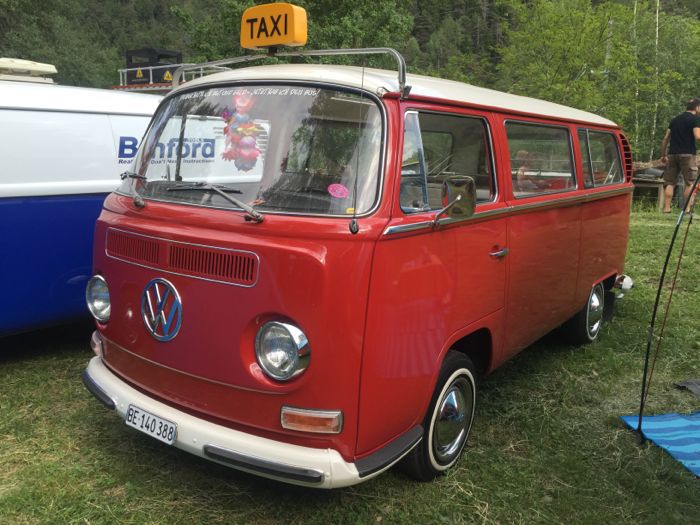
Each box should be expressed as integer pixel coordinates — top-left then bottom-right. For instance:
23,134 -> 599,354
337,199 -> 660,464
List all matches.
281,406 -> 343,434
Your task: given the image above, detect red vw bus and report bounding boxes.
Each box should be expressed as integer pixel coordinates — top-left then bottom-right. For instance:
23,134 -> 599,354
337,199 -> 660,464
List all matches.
82,4 -> 633,489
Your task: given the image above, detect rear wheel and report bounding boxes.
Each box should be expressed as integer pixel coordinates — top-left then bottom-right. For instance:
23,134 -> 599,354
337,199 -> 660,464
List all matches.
401,351 -> 476,481
563,282 -> 605,344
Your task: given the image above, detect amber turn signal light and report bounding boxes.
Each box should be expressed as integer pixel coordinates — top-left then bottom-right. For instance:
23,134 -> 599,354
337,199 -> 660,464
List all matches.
281,406 -> 343,434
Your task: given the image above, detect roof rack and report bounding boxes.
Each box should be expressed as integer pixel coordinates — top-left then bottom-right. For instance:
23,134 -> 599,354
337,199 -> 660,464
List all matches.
172,47 -> 411,99
0,58 -> 57,84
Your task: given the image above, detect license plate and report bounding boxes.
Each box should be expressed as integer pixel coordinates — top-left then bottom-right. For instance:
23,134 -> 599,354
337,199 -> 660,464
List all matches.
125,404 -> 177,445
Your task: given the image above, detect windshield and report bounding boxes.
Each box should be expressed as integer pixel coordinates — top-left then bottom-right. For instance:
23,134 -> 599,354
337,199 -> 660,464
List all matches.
121,84 -> 384,216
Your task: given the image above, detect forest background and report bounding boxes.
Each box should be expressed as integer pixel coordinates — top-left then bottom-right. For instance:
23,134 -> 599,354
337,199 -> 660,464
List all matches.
1,0 -> 698,161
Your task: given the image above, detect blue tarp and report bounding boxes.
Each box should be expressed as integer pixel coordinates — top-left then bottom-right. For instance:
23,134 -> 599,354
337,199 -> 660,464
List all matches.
621,412 -> 700,477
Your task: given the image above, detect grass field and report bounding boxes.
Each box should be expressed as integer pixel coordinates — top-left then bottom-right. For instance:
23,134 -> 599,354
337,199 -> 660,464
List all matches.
1,208 -> 699,524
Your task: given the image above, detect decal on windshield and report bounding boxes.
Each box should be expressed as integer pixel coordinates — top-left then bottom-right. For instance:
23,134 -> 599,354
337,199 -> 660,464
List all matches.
221,94 -> 265,172
328,183 -> 350,199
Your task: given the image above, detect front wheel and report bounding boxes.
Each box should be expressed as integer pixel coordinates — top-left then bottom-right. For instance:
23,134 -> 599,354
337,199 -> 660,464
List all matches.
562,282 -> 605,344
400,351 -> 476,481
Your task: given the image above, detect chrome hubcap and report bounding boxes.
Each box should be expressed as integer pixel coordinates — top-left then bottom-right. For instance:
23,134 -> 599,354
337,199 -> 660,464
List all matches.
587,285 -> 604,339
433,377 -> 472,464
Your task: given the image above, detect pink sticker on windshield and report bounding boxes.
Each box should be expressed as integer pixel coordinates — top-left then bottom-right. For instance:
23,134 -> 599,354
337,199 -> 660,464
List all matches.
328,183 -> 350,199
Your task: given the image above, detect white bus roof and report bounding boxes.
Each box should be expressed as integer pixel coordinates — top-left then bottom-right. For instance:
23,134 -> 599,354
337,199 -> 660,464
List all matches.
174,64 -> 617,128
0,80 -> 162,116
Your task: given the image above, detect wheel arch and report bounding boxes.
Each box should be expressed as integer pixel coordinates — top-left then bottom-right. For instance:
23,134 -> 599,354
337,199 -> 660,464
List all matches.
446,327 -> 493,378
601,272 -> 617,292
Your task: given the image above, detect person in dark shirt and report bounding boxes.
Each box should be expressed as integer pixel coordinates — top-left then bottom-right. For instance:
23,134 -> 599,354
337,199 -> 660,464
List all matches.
660,98 -> 700,213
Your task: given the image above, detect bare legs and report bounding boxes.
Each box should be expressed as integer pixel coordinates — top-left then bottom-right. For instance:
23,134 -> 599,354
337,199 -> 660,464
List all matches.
663,183 -> 694,213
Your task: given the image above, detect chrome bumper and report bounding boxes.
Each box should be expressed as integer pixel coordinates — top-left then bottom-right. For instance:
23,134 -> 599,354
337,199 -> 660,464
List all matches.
83,356 -> 420,488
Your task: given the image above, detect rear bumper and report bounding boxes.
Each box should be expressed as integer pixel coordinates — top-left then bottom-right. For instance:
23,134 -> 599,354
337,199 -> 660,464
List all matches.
83,356 -> 421,488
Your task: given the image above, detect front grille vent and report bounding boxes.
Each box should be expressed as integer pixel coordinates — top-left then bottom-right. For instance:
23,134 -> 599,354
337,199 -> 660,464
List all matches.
106,228 -> 259,287
106,229 -> 160,265
620,133 -> 634,182
168,245 -> 258,285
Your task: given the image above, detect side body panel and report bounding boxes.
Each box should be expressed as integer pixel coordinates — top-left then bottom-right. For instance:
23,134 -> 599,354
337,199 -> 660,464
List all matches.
356,103 -> 508,455
576,191 -> 631,301
501,203 -> 582,357
356,108 -> 633,456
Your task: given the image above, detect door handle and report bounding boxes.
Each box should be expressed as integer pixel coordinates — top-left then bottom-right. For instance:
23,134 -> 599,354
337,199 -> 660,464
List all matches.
489,247 -> 509,258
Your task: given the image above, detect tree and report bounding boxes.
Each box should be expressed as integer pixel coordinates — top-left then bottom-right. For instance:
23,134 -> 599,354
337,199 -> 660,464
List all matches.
496,0 -> 700,158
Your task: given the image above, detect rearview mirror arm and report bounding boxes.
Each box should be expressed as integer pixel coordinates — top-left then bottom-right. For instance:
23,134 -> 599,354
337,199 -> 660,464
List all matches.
432,194 -> 462,229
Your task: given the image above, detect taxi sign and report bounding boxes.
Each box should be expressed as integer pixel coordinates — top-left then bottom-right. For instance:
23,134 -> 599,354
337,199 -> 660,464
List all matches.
240,3 -> 307,50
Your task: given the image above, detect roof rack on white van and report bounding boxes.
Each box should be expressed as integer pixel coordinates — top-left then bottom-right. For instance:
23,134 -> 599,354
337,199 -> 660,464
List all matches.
0,58 -> 57,84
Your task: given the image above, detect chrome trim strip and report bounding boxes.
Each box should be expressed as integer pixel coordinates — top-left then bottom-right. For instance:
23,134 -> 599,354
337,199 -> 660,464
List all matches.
383,185 -> 632,236
203,444 -> 325,484
584,186 -> 633,200
105,227 -> 261,288
383,221 -> 434,235
468,207 -> 512,220
512,194 -> 587,212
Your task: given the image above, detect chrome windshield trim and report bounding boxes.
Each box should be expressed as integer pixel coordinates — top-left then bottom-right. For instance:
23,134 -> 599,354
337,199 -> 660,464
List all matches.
131,80 -> 388,219
383,185 -> 632,236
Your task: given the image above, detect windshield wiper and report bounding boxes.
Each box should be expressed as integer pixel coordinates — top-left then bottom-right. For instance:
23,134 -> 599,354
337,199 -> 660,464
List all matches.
120,170 -> 147,181
169,183 -> 243,194
120,170 -> 146,208
167,182 -> 263,223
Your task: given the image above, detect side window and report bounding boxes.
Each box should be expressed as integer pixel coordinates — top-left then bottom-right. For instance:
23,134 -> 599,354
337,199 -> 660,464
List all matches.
506,122 -> 575,198
578,129 -> 594,188
400,111 -> 495,213
582,130 -> 623,186
400,112 -> 429,212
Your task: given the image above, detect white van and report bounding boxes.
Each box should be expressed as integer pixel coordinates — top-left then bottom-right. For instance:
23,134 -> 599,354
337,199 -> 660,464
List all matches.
0,70 -> 161,336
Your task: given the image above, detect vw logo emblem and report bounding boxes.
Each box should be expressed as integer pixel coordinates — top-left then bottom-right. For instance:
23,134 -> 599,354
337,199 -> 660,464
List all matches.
141,278 -> 183,342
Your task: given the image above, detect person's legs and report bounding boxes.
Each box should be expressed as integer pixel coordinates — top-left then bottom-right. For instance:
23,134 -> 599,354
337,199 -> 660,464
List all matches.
663,155 -> 680,213
679,155 -> 697,212
664,184 -> 675,212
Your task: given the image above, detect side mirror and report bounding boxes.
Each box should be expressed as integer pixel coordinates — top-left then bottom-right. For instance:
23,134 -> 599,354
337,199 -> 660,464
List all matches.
433,176 -> 476,227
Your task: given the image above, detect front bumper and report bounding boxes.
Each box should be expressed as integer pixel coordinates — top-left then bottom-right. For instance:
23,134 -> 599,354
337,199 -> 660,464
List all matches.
83,356 -> 420,488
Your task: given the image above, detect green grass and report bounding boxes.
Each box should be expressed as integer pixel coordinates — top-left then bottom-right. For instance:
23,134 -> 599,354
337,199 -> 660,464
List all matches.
1,208 -> 699,524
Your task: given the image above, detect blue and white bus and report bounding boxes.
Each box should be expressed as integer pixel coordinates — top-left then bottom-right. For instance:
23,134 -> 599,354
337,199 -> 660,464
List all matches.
0,61 -> 161,336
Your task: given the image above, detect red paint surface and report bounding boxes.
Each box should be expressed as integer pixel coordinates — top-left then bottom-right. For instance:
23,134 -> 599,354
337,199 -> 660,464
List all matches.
92,95 -> 631,464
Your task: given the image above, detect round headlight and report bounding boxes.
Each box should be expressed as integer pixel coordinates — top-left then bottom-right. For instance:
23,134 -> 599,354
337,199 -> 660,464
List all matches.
255,321 -> 310,381
86,275 -> 110,323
